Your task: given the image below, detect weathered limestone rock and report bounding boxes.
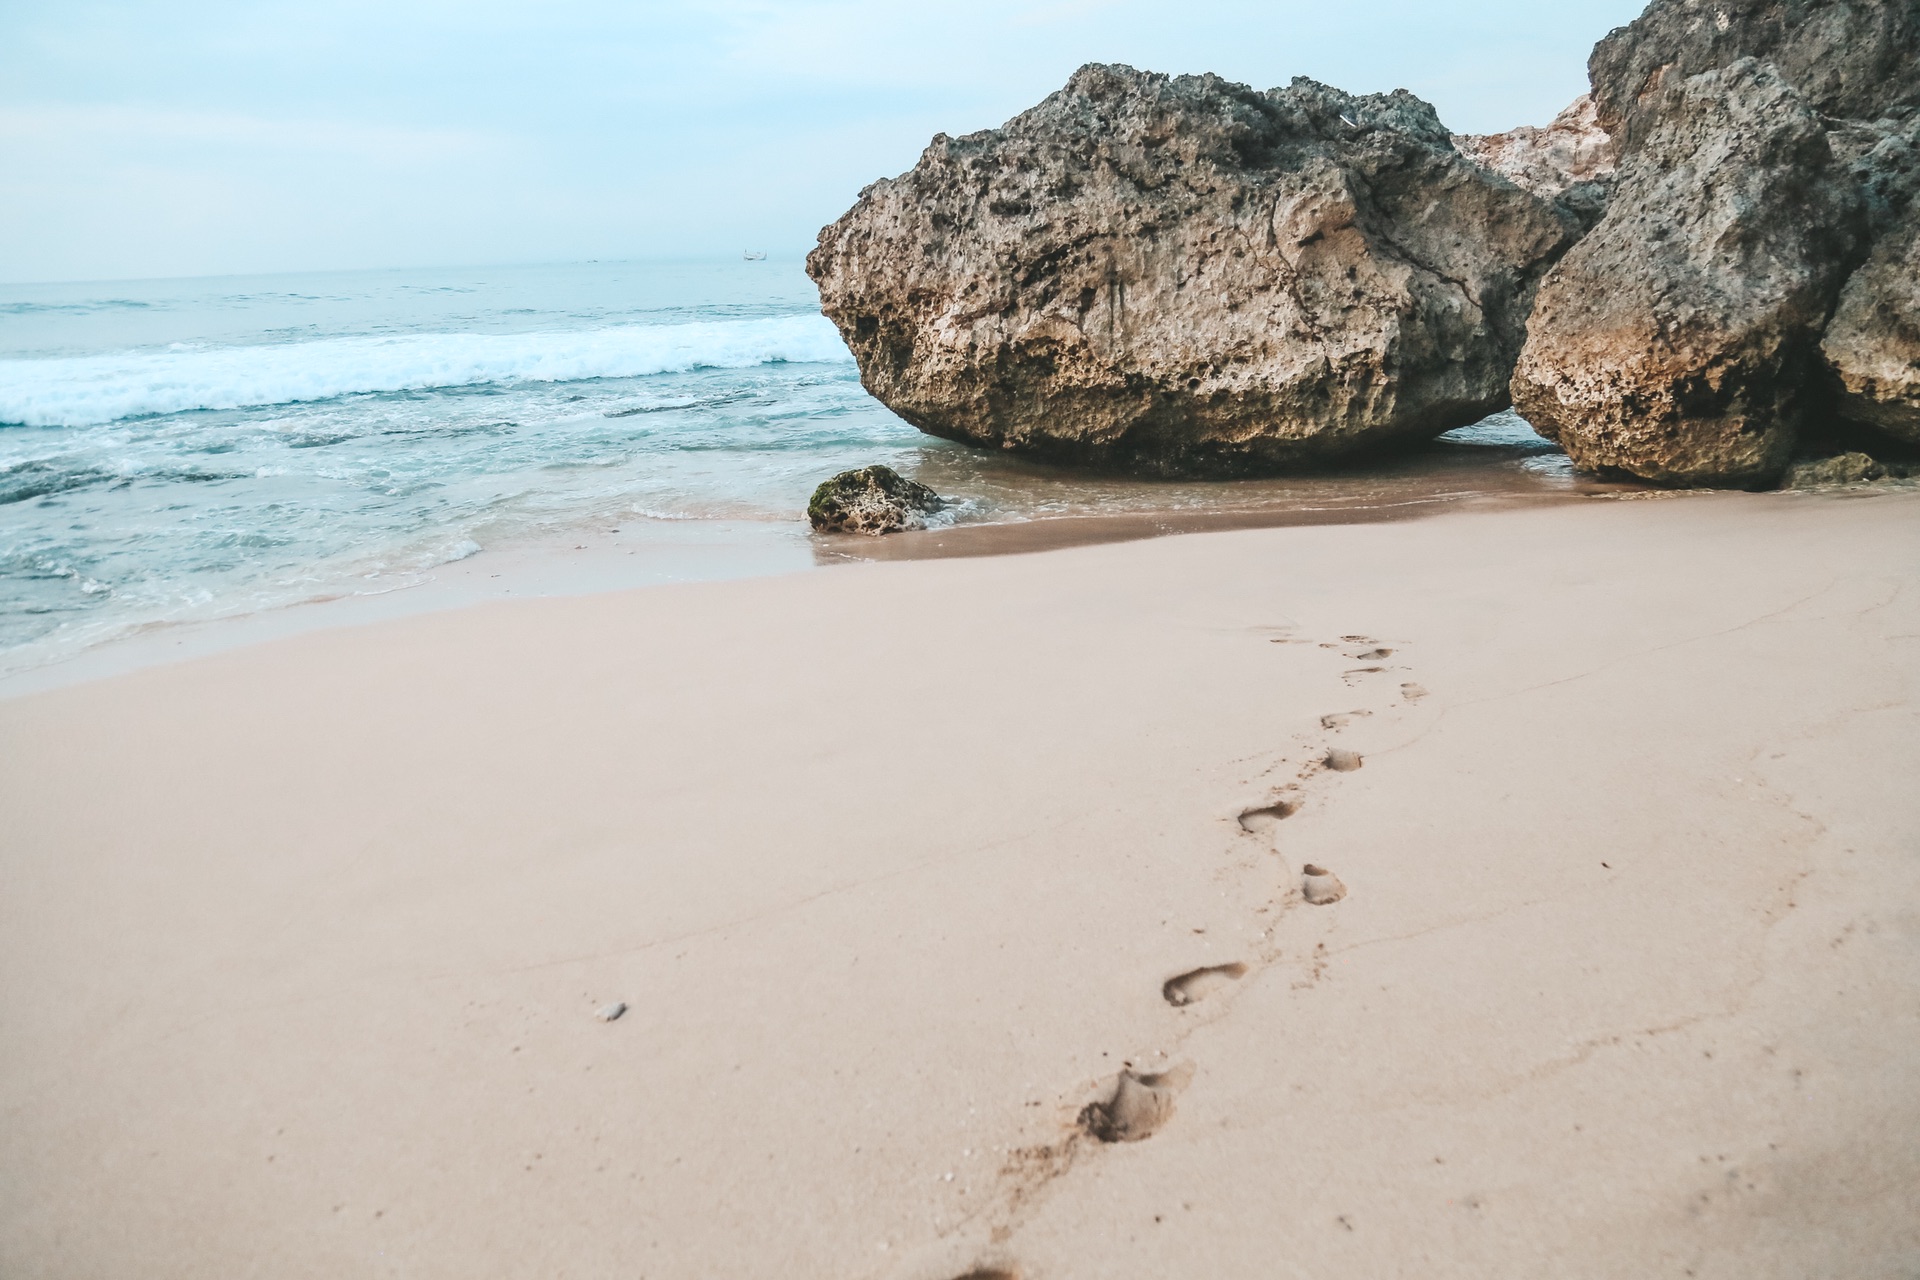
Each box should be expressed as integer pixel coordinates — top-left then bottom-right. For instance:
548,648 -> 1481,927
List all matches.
1511,60 -> 1866,487
1823,217 -> 1920,441
806,465 -> 944,536
1827,112 -> 1920,240
1589,0 -> 1920,154
1576,0 -> 1920,463
1454,95 -> 1618,231
808,64 -> 1575,477
1822,115 -> 1920,441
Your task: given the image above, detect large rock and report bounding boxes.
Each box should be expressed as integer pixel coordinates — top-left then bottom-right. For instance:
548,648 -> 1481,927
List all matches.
1828,112 -> 1920,240
1454,94 -> 1618,231
1820,114 -> 1920,441
1823,215 -> 1920,441
1511,60 -> 1866,486
807,64 -> 1576,477
1590,0 -> 1920,154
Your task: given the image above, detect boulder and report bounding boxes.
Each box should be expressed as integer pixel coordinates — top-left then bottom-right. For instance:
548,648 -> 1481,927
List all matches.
1511,60 -> 1866,487
1821,115 -> 1920,441
1827,111 -> 1920,241
1454,94 -> 1618,231
1823,215 -> 1920,441
807,64 -> 1576,477
806,465 -> 945,535
1589,0 -> 1920,155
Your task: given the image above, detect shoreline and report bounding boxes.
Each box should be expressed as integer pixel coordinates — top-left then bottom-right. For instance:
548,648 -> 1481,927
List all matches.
3,488 -> 1915,1277
0,459 -> 1639,700
0,401 -> 1612,696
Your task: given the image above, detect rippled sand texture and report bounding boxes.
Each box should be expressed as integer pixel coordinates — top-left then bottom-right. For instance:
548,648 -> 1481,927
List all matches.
2,489 -> 1914,1278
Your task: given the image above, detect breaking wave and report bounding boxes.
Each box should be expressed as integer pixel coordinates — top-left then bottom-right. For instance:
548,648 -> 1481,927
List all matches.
0,314 -> 852,428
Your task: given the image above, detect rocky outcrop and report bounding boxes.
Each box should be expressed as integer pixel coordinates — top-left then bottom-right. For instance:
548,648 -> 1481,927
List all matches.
1820,114 -> 1920,441
1454,95 -> 1618,230
1537,0 -> 1920,475
1589,0 -> 1920,154
1828,112 -> 1920,240
1511,60 -> 1865,487
806,466 -> 944,535
1823,215 -> 1920,441
808,64 -> 1576,477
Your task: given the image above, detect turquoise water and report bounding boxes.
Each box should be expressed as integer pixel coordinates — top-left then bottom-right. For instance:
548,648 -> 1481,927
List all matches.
0,257 -> 1574,673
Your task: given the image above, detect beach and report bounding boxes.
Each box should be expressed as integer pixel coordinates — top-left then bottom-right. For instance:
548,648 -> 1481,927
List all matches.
0,261 -> 1598,681
3,486 -> 1915,1278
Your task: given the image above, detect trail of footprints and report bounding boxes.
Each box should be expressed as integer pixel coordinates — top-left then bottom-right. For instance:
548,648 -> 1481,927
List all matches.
928,628 -> 1424,1280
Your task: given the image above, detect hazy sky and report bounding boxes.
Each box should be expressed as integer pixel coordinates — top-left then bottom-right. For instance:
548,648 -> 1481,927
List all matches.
1,1 -> 1646,283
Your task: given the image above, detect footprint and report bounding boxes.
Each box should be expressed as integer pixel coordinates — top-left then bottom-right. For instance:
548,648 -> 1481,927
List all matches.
1324,748 -> 1363,772
1162,963 -> 1248,1007
1321,710 -> 1372,730
1344,666 -> 1388,677
1302,864 -> 1347,905
1079,1063 -> 1194,1143
947,1271 -> 1018,1280
1237,796 -> 1300,831
1401,683 -> 1429,701
1341,635 -> 1375,644
1352,648 -> 1394,661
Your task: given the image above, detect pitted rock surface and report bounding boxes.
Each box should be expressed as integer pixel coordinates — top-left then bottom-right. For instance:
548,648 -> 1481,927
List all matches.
1512,60 -> 1865,487
1820,114 -> 1920,441
1828,112 -> 1920,242
1590,0 -> 1920,156
806,466 -> 945,536
1454,94 -> 1618,231
807,64 -> 1574,477
1782,450 -> 1920,485
1824,213 -> 1920,442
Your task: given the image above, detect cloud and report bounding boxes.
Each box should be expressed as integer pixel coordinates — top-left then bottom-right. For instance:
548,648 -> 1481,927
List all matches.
0,0 -> 1646,281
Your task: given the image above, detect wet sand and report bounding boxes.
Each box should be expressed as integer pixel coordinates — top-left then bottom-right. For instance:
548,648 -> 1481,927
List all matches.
0,412 -> 1616,693
1,488 -> 1915,1278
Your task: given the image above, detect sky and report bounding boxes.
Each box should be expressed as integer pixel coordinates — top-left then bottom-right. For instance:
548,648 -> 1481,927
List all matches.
0,0 -> 1647,284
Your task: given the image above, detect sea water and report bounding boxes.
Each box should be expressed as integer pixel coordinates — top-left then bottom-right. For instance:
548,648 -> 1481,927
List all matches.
0,258 -> 1577,675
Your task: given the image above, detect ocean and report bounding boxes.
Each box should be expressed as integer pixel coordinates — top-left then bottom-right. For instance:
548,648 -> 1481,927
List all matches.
0,257 -> 1583,676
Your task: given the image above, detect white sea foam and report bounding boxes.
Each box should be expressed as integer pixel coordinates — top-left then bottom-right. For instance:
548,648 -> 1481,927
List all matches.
0,314 -> 852,428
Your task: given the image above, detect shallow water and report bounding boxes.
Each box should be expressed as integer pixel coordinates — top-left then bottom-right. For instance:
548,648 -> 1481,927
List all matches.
0,257 -> 1594,675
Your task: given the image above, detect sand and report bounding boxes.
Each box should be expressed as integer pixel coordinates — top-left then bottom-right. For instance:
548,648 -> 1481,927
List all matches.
1,489 -> 1916,1278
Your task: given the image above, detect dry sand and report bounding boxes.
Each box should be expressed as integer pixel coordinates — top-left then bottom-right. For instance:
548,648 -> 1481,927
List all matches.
2,490 -> 1916,1278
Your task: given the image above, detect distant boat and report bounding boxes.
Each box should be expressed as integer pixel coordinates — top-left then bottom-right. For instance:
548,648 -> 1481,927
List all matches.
742,250 -> 767,261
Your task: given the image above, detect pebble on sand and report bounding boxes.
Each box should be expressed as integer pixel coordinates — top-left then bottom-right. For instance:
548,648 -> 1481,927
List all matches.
596,1002 -> 627,1022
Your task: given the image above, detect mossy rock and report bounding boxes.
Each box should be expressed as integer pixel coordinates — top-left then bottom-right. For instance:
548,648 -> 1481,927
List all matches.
807,465 -> 945,535
1782,451 -> 1920,488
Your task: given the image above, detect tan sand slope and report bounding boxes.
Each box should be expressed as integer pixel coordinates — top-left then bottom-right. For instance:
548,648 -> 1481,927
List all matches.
1,491 -> 1916,1278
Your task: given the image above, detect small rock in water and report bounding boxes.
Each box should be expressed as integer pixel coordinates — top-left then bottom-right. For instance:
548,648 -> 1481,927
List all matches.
1325,747 -> 1363,772
1782,452 -> 1916,488
807,465 -> 945,536
1302,864 -> 1348,906
595,1001 -> 627,1022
